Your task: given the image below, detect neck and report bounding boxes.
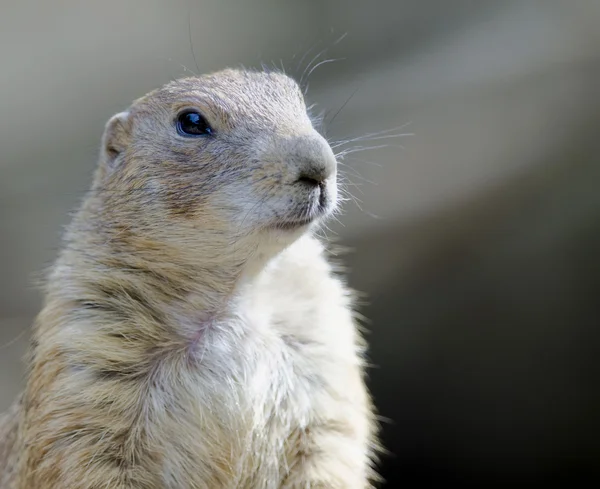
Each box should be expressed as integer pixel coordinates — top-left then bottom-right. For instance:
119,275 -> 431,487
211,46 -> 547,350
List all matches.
44,201 -> 298,354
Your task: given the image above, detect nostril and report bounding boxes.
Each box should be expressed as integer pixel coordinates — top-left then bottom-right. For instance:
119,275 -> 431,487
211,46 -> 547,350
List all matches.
297,175 -> 321,187
297,164 -> 329,187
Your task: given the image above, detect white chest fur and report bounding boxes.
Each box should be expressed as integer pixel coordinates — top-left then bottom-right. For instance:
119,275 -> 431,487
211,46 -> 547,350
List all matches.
155,237 -> 360,488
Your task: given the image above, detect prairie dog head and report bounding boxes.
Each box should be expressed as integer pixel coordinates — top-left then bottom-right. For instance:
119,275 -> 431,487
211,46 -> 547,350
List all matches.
94,69 -> 337,265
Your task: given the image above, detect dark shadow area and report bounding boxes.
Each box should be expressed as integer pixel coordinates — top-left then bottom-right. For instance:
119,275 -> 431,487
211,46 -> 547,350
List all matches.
345,123 -> 600,486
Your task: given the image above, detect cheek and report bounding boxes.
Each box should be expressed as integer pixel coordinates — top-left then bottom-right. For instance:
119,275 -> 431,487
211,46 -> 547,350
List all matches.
154,150 -> 237,218
156,167 -> 214,218
249,160 -> 285,192
210,176 -> 285,230
227,159 -> 285,208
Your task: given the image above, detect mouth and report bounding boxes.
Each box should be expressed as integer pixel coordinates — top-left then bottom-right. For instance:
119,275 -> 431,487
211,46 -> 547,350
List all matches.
271,216 -> 315,231
270,195 -> 333,231
266,178 -> 337,232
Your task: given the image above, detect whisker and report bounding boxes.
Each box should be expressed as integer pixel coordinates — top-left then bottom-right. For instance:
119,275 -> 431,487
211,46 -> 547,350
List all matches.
339,179 -> 366,195
187,1 -> 200,74
300,30 -> 348,93
300,46 -> 330,87
303,57 -> 345,92
337,163 -> 375,185
336,143 -> 406,158
337,182 -> 365,209
296,40 -> 321,75
162,57 -> 198,77
334,122 -> 413,139
330,123 -> 414,147
324,85 -> 361,131
331,132 -> 413,149
0,328 -> 27,351
333,32 -> 348,45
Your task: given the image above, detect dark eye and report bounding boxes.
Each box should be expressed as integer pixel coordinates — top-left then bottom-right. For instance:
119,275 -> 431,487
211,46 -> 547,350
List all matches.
176,110 -> 213,137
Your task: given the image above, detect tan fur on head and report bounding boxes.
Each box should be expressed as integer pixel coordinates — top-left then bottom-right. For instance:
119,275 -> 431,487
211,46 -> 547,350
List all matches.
0,68 -> 379,488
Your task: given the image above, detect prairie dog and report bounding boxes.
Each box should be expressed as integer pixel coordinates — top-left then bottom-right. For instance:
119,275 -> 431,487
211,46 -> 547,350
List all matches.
0,69 -> 378,488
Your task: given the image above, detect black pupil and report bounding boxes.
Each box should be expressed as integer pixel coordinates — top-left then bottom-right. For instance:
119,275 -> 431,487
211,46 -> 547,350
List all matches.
178,111 -> 211,136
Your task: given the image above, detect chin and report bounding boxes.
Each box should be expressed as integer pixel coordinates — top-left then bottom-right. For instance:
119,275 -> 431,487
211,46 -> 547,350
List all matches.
256,216 -> 316,251
275,193 -> 336,230
264,219 -> 314,240
248,189 -> 337,247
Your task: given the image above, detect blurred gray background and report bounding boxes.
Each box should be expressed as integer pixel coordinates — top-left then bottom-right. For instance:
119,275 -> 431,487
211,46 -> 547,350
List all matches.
1,0 -> 600,485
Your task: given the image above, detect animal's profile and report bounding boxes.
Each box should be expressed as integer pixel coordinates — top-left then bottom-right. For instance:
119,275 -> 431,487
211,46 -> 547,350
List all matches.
0,68 -> 378,488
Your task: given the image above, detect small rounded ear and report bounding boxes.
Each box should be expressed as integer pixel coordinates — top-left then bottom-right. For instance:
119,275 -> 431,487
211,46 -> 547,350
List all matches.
101,111 -> 131,169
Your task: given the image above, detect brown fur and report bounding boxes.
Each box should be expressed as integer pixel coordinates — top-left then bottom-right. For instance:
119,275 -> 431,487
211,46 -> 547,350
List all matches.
0,69 -> 378,488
